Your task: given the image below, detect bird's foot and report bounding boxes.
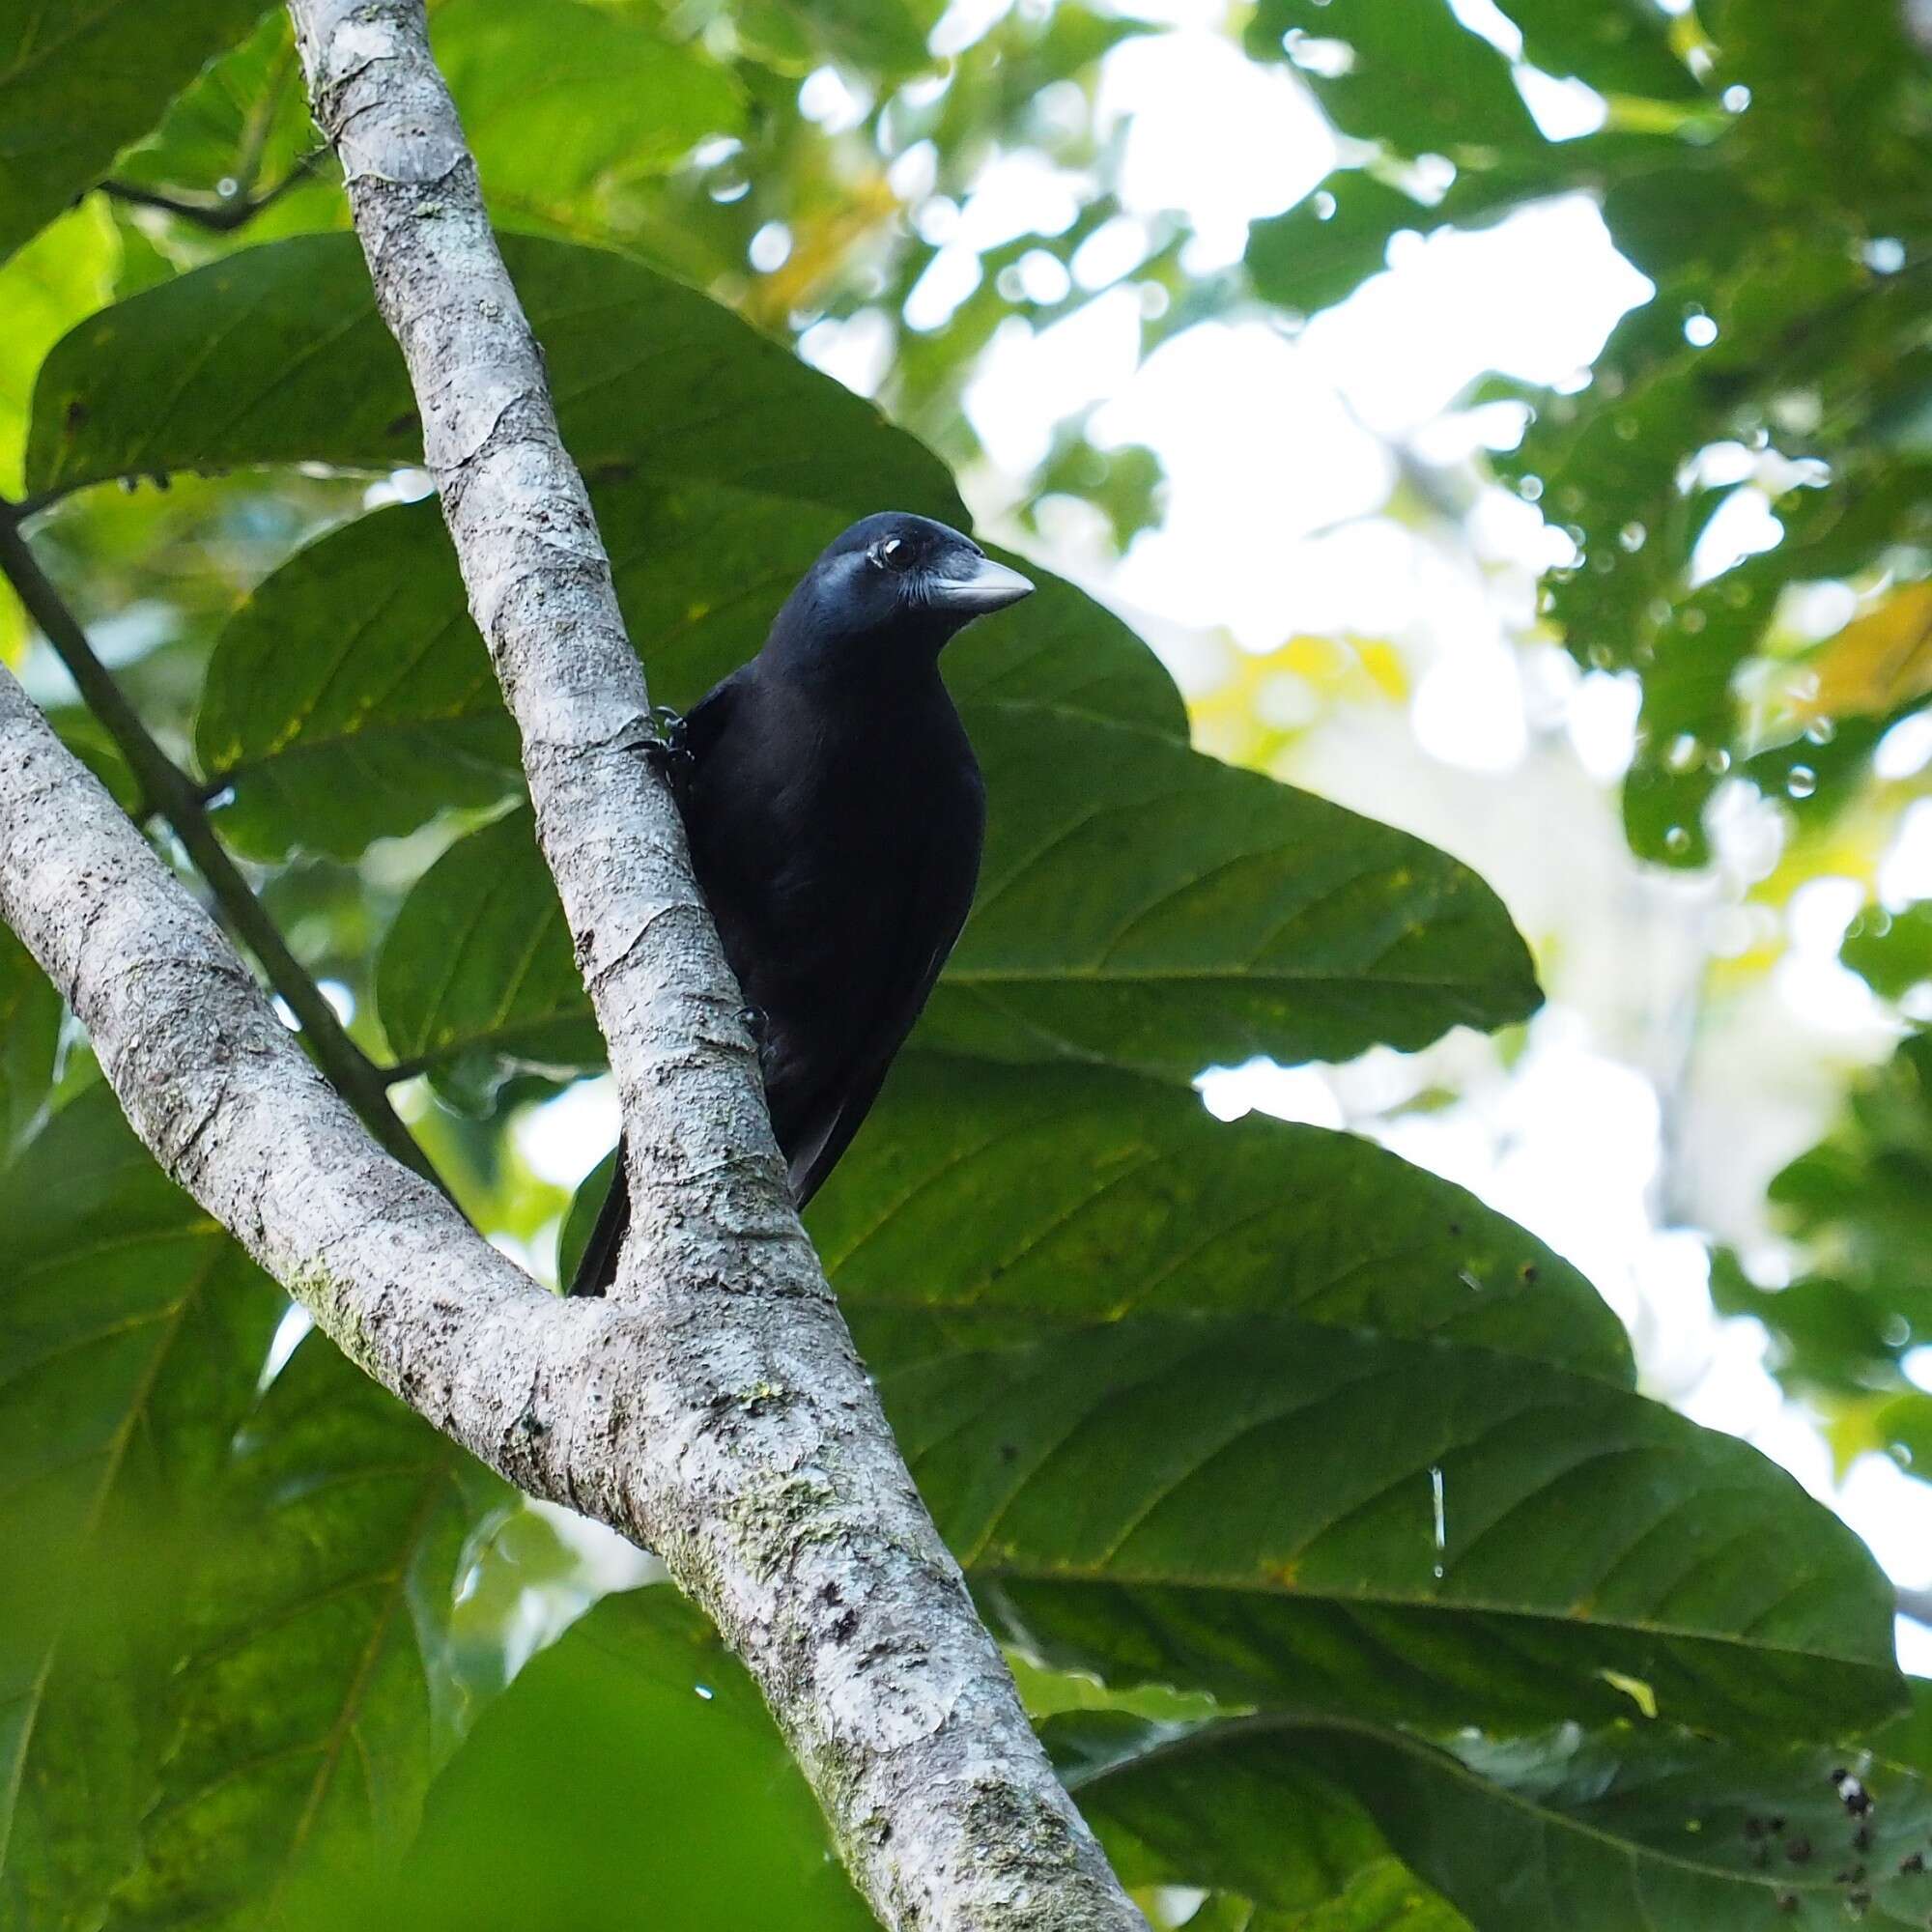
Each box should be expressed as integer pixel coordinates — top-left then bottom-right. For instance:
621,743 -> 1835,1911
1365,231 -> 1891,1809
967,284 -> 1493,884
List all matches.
639,707 -> 693,786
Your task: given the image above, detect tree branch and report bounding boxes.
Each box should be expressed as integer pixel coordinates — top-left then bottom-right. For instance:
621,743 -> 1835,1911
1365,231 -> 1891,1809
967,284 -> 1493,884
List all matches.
99,148 -> 326,233
0,0 -> 1147,1922
0,502 -> 438,1189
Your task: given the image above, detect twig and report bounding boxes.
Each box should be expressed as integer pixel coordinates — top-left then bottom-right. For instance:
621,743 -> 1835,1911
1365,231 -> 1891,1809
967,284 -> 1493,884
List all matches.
99,148 -> 327,233
0,501 -> 440,1191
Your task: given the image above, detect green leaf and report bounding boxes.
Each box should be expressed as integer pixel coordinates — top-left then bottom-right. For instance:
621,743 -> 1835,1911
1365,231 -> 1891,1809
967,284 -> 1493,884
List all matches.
107,1338 -> 497,1932
0,0 -> 270,266
1245,0 -> 1543,156
1496,0 -> 1699,99
1842,898 -> 1932,1004
1063,1712 -> 1932,1931
429,0 -> 742,212
883,1313 -> 1901,1737
0,924 -> 60,1159
925,704 -> 1542,1078
193,505 -> 521,862
0,1089 -> 285,1932
109,13 -> 313,209
0,199 -> 116,497
298,1587 -> 874,1932
813,1055 -> 1632,1387
1052,1711 -> 1462,1925
1246,176 -> 1424,318
195,483 -> 1180,861
27,232 -> 956,510
376,808 -> 600,1101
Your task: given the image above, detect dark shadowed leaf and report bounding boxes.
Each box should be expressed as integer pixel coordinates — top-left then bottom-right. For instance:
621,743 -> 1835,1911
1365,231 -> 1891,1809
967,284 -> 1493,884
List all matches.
0,1089 -> 284,1932
106,1338 -> 497,1932
881,1313 -> 1900,1738
926,704 -> 1542,1077
375,808 -> 600,1101
295,1586 -> 874,1932
814,1055 -> 1631,1386
27,232 -> 956,512
0,0 -> 270,266
1060,1712 -> 1932,1931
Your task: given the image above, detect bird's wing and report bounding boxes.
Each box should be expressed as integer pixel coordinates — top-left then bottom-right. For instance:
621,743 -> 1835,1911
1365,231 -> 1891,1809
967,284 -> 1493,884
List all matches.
784,805 -> 982,1207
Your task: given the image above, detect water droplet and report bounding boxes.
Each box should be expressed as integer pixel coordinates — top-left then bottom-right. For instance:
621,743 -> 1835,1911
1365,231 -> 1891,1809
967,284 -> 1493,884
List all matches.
1457,1268 -> 1482,1293
1429,1465 -> 1448,1578
1804,718 -> 1836,746
1704,746 -> 1732,775
1786,765 -> 1817,799
1681,608 -> 1706,635
1519,474 -> 1544,502
1664,826 -> 1693,856
1722,83 -> 1751,112
1684,313 -> 1719,349
1311,189 -> 1337,221
695,1683 -> 716,1701
1666,733 -> 1702,773
1619,521 -> 1647,551
216,175 -> 240,199
1587,642 -> 1614,670
1614,416 -> 1640,441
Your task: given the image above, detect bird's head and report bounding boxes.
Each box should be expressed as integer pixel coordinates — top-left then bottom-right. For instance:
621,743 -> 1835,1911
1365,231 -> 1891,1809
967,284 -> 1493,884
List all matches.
768,512 -> 1035,673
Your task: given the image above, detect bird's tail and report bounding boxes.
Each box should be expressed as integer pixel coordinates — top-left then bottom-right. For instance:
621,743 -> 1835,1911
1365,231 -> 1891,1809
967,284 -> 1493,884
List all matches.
567,1141 -> 630,1298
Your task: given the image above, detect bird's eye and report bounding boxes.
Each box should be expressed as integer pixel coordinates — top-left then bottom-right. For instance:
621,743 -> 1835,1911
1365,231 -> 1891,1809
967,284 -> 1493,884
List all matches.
874,537 -> 910,571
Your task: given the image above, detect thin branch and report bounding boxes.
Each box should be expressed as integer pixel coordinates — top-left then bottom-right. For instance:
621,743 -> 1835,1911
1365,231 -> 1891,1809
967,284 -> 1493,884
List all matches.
0,502 -> 439,1191
283,2 -> 1144,1924
99,148 -> 326,233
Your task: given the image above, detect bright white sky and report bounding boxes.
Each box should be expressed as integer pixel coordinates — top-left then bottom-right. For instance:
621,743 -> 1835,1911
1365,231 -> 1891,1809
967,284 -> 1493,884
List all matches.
535,0 -> 1932,1667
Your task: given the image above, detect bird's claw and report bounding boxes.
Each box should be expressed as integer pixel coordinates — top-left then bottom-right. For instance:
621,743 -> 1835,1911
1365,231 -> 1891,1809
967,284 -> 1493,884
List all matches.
639,707 -> 693,785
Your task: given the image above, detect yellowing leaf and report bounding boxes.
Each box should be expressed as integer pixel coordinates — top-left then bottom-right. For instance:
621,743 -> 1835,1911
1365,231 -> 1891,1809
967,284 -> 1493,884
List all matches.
1799,582 -> 1932,720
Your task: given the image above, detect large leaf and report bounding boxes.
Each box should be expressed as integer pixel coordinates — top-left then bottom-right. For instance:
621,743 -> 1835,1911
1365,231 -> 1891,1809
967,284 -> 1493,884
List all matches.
881,1313 -> 1902,1738
376,702 -> 1540,1095
0,0 -> 269,266
0,1089 -> 285,1932
194,485 -> 1180,862
27,232 -> 955,511
291,1587 -> 874,1932
107,1338 -> 497,1932
814,1055 -> 1632,1388
927,703 -> 1541,1077
1061,1711 -> 1932,1931
375,808 -> 599,1096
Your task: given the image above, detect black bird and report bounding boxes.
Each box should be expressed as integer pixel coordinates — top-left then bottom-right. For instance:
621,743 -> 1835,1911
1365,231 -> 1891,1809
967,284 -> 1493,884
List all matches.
569,512 -> 1034,1296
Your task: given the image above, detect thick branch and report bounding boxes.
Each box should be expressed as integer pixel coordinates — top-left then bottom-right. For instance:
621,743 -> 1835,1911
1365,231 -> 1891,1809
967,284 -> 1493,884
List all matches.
0,505 -> 436,1187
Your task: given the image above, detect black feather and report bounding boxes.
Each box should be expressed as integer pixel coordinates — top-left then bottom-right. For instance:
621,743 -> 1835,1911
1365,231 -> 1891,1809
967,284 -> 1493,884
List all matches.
568,513 -> 1031,1296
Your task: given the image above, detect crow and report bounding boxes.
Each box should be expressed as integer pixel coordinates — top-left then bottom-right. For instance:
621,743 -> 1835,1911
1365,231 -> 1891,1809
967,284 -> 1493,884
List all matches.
569,511 -> 1034,1296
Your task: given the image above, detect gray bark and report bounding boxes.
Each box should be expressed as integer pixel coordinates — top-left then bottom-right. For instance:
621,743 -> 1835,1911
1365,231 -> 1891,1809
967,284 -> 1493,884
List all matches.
0,0 -> 1150,1923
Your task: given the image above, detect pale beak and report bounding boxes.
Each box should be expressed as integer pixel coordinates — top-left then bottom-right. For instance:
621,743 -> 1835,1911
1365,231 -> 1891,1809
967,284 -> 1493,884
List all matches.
927,554 -> 1035,613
